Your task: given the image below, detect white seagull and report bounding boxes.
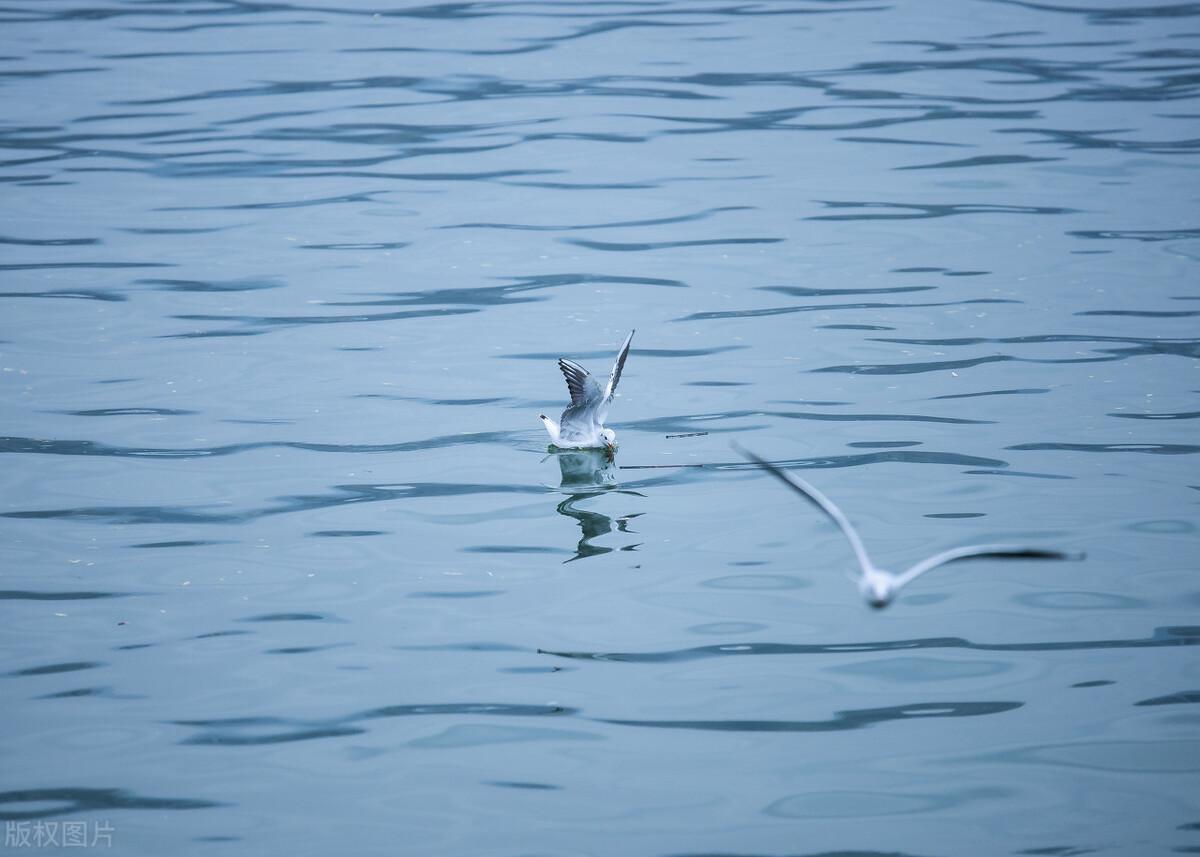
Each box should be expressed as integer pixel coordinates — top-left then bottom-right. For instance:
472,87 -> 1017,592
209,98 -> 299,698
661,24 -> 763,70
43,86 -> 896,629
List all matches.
540,330 -> 635,452
735,444 -> 1081,609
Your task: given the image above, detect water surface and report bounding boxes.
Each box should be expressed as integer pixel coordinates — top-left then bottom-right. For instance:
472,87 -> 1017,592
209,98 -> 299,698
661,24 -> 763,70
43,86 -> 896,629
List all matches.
2,1 -> 1199,854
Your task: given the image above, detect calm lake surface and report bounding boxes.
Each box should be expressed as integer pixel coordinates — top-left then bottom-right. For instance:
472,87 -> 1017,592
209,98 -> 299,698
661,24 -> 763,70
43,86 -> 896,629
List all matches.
2,1 -> 1199,854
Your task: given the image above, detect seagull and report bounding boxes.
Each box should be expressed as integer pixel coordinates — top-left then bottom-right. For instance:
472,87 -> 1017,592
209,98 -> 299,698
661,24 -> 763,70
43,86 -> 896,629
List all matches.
540,330 -> 635,453
734,444 -> 1081,609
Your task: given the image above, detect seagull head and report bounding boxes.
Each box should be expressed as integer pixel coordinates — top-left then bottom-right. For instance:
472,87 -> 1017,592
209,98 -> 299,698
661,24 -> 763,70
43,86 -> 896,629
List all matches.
601,428 -> 617,457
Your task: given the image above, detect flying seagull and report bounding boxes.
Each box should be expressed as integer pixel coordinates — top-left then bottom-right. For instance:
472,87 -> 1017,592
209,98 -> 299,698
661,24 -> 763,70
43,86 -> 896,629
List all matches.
540,330 -> 635,452
734,444 -> 1081,609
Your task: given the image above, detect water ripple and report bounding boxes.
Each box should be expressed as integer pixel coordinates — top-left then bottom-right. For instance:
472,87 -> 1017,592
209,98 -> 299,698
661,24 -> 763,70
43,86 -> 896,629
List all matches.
932,387 -> 1051,400
563,236 -> 784,251
678,298 -> 1015,322
762,284 -> 935,297
629,105 -> 1043,136
7,662 -> 104,677
601,701 -> 1023,733
138,277 -> 283,293
65,407 -> 195,417
1078,309 -> 1200,318
1069,227 -> 1200,241
1,480 -> 550,525
539,626 -> 1200,663
623,408 -> 991,430
155,190 -> 385,211
1010,442 -> 1200,455
811,334 -> 1200,374
0,289 -> 127,302
167,307 -> 477,338
990,1 -> 1200,25
0,590 -> 126,601
1109,410 -> 1200,420
0,788 -> 222,822
0,261 -> 169,271
806,201 -> 1077,220
0,235 -> 98,246
0,431 -> 522,460
1001,125 -> 1200,154
440,205 -> 751,231
174,702 -> 577,746
816,355 -> 1020,376
896,153 -> 1062,170
1136,691 -> 1200,706
324,273 -> 687,311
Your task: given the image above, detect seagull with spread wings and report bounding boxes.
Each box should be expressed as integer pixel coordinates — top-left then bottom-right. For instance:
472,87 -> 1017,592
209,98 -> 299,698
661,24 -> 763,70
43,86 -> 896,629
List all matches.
540,330 -> 635,453
735,444 -> 1081,609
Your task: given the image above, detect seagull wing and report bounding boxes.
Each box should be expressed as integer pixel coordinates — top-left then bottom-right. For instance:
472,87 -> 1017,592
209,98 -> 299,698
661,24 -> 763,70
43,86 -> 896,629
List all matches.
558,358 -> 603,407
896,544 -> 1080,588
603,330 -> 635,402
734,443 -> 874,577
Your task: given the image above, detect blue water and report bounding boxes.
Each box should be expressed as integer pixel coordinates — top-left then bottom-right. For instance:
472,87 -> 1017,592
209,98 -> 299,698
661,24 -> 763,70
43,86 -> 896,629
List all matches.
2,1 -> 1199,854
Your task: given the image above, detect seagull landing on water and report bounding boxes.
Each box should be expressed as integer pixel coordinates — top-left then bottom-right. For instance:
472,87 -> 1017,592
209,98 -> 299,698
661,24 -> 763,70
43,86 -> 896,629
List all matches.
734,444 -> 1082,609
540,330 -> 635,454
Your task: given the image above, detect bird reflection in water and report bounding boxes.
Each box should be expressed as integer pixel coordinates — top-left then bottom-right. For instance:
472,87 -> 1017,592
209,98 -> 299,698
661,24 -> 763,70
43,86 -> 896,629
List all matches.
550,449 -> 642,562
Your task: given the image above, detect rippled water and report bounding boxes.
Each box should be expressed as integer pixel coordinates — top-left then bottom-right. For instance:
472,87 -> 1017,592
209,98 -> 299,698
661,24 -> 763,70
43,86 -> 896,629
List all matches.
3,1 -> 1199,854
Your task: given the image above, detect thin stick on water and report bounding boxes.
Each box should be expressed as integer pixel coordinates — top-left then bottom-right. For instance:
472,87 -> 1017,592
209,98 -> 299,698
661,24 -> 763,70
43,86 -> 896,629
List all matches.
618,463 -> 707,469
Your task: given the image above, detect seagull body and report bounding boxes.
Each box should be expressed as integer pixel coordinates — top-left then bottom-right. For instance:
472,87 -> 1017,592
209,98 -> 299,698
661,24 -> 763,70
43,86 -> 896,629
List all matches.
735,445 -> 1080,609
540,331 -> 634,452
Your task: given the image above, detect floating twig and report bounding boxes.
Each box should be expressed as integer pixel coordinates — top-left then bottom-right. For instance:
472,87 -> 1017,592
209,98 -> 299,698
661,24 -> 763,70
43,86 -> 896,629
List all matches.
665,432 -> 709,439
619,463 -> 707,469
